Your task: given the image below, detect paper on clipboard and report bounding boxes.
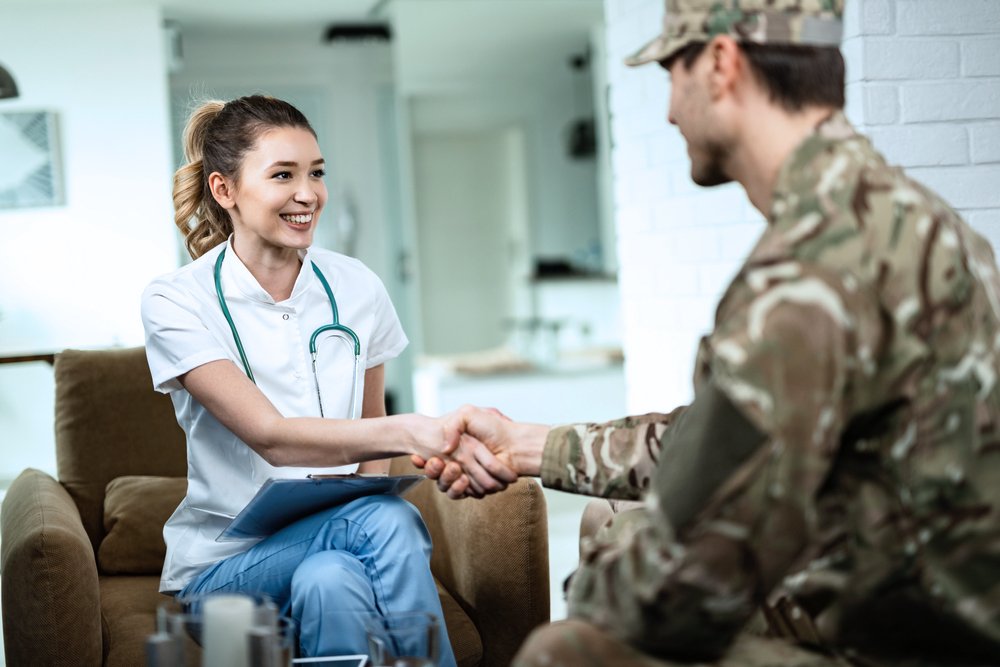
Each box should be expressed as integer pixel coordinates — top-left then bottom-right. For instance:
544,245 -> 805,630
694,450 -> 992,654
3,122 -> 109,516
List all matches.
217,474 -> 425,541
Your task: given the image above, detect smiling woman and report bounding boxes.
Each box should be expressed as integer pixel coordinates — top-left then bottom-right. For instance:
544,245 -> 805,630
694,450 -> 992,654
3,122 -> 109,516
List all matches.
139,95 -> 514,663
207,125 -> 328,299
171,97 -> 326,262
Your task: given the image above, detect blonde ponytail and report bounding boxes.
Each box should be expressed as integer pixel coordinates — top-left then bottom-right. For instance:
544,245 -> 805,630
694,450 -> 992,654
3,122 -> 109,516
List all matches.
172,100 -> 231,259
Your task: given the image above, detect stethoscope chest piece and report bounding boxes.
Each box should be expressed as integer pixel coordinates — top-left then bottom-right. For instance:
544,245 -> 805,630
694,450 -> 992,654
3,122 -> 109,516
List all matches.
214,247 -> 361,418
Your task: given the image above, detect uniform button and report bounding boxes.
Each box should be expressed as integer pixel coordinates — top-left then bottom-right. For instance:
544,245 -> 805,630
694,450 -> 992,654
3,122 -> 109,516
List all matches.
282,314 -> 290,321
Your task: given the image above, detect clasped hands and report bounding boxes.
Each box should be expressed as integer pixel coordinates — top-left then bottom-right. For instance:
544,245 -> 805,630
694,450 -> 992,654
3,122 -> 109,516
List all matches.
414,405 -> 545,499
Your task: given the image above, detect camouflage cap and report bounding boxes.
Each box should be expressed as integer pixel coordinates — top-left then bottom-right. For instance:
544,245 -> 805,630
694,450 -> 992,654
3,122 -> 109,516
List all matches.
626,0 -> 845,67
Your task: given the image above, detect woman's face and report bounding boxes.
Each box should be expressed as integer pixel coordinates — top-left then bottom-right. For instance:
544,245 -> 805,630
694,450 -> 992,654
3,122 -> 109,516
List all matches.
226,126 -> 327,256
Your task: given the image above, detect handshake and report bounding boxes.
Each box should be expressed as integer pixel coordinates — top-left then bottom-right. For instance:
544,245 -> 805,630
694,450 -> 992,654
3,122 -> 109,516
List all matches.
409,405 -> 548,499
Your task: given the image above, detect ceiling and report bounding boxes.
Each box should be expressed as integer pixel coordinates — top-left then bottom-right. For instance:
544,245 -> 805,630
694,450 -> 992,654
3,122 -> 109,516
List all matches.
161,0 -> 385,28
16,0 -> 604,90
391,0 -> 603,91
13,0 -> 601,32
14,0 -> 387,28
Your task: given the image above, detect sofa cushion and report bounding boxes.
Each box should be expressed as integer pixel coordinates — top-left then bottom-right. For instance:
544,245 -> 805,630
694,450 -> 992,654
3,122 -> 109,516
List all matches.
100,575 -> 179,666
98,476 -> 186,575
55,347 -> 187,554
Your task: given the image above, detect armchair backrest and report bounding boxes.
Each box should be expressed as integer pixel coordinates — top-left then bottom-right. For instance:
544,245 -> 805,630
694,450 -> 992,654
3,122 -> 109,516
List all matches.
54,347 -> 186,552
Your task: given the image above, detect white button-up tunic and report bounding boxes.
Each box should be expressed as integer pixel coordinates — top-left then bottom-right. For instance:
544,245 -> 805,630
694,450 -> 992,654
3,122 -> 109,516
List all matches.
141,239 -> 407,592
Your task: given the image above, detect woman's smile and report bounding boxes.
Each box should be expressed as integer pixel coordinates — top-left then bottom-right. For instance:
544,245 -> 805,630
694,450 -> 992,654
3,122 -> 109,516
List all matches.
280,212 -> 314,225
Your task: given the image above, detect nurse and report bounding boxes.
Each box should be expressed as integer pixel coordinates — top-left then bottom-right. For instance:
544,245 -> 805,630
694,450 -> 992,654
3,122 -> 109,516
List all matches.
141,95 -> 508,661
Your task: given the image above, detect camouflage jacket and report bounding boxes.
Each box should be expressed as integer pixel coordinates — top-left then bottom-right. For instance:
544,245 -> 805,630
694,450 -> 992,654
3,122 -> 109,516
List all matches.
541,113 -> 1000,664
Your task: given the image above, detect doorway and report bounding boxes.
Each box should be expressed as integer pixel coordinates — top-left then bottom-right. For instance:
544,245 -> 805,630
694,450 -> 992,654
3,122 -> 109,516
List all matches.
412,127 -> 530,355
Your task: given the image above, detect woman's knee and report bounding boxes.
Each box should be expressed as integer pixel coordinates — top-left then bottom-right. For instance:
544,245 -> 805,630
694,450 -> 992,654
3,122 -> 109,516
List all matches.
356,496 -> 430,548
372,495 -> 423,525
291,551 -> 373,609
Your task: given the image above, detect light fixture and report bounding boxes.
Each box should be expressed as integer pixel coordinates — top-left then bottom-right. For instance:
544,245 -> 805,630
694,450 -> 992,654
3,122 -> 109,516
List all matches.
0,63 -> 18,99
323,23 -> 392,44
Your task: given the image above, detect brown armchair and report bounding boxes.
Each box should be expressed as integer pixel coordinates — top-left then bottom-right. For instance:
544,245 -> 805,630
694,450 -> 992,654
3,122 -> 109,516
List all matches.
1,347 -> 549,666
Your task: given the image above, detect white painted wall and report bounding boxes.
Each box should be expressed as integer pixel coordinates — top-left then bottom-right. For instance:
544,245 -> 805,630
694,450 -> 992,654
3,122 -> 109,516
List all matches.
602,0 -> 1000,415
0,4 -> 177,481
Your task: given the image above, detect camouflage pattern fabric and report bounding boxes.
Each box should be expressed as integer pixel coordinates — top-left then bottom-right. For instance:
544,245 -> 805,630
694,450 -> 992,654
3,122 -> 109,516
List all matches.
544,408 -> 686,499
540,112 -> 1000,665
512,619 -> 849,667
627,0 -> 845,67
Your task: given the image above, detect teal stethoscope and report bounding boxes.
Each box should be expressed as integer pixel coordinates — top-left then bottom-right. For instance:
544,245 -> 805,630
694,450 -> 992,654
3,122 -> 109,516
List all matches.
214,247 -> 362,419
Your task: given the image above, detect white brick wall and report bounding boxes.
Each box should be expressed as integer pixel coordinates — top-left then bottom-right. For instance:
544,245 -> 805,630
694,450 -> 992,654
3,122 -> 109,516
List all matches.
847,0 -> 1000,244
602,0 -> 1000,414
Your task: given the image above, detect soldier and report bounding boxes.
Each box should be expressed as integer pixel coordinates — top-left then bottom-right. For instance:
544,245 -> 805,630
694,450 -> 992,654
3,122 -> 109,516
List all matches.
420,0 -> 1000,665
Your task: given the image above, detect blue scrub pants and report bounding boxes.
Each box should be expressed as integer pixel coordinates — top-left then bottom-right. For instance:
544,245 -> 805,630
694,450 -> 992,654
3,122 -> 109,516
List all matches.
179,495 -> 457,665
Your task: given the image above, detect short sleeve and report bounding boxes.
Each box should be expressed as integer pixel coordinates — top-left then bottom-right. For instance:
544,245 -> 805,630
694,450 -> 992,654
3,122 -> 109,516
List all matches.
140,280 -> 230,393
364,272 -> 408,369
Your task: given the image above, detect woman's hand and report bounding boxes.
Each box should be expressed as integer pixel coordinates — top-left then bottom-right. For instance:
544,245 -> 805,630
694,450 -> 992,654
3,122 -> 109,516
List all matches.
399,411 -> 515,498
412,405 -> 538,499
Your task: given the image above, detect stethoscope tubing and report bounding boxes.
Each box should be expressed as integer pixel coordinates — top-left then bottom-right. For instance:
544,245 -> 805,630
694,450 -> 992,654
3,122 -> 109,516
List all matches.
214,247 -> 361,418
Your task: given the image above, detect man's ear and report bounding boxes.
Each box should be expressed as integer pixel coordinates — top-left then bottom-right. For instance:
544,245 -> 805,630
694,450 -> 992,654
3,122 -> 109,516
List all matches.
707,34 -> 743,100
208,172 -> 236,210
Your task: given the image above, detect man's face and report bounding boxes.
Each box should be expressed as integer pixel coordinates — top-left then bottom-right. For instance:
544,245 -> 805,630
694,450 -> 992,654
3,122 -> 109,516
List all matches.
666,50 -> 733,188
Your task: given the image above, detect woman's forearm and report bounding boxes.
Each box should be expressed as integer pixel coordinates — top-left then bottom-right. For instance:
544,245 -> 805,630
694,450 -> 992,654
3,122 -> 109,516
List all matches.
180,359 -> 454,468
257,413 -> 445,468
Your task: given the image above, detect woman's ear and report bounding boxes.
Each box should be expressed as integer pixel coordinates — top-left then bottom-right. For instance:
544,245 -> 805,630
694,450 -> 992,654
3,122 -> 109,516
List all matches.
208,172 -> 236,210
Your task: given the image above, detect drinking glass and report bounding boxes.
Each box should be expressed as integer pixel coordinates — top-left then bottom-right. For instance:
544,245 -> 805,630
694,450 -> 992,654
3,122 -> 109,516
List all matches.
364,611 -> 441,667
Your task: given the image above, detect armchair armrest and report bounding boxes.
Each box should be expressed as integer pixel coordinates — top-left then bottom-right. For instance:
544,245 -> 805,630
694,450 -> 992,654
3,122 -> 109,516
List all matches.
392,458 -> 550,667
1,468 -> 103,666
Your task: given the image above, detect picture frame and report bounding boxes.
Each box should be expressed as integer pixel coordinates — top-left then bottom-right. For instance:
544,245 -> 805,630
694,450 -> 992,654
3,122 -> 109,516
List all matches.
0,110 -> 64,209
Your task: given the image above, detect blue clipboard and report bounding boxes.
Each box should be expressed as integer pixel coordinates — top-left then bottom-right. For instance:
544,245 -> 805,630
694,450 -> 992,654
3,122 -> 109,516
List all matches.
217,474 -> 425,541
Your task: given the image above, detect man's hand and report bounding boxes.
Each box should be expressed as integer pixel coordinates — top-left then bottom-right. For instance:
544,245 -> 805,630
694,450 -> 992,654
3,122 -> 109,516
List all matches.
395,410 -> 513,498
412,405 -> 548,499
440,432 -> 518,499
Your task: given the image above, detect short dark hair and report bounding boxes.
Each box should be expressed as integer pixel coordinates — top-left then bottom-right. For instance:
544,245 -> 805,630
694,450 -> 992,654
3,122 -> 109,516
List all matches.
661,40 -> 845,112
659,41 -> 709,72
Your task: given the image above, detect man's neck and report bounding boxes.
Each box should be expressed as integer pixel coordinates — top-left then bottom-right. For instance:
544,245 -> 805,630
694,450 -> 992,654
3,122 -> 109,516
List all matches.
728,104 -> 837,218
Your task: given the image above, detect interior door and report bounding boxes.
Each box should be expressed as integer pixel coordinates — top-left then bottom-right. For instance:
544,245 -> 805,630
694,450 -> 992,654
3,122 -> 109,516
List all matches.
412,128 -> 528,355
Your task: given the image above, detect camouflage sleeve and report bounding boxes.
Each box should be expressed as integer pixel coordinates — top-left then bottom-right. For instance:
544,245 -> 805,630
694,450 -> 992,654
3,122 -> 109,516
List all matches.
540,408 -> 686,500
560,264 -> 880,660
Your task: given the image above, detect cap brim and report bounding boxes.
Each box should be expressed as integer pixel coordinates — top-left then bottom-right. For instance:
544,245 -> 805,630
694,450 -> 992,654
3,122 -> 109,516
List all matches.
625,32 -> 684,67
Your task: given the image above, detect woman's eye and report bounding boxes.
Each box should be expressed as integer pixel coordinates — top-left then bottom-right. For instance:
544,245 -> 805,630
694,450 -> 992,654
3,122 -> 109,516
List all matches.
272,171 -> 292,180
312,169 -> 326,178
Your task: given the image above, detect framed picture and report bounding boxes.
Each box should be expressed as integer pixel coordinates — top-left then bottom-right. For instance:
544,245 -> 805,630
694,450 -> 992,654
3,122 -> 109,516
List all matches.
0,110 -> 64,209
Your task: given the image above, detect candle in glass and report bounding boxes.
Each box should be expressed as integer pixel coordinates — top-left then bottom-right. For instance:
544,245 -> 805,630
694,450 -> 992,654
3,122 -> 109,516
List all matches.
202,594 -> 256,667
